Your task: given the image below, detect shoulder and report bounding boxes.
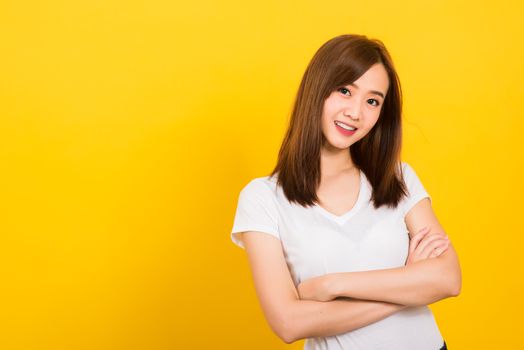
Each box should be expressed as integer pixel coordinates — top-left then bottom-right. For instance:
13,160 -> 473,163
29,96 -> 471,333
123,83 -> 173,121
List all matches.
231,176 -> 281,249
400,161 -> 424,186
400,161 -> 415,177
238,175 -> 278,201
398,161 -> 431,217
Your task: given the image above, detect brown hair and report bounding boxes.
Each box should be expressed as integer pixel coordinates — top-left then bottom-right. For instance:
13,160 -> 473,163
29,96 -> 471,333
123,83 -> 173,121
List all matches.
269,34 -> 408,209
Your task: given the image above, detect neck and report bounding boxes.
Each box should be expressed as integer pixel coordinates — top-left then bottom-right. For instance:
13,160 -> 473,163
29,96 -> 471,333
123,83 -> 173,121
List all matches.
320,143 -> 356,178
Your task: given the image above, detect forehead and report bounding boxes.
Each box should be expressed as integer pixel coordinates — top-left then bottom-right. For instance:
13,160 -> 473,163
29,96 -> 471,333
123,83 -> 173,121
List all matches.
348,63 -> 389,96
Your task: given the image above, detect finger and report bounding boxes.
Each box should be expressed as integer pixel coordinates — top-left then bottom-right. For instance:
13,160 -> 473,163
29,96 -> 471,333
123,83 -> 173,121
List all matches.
415,226 -> 431,236
409,230 -> 430,255
421,238 -> 448,257
414,236 -> 446,260
437,240 -> 451,255
409,227 -> 431,254
427,242 -> 449,258
415,232 -> 447,253
430,241 -> 450,258
437,241 -> 450,256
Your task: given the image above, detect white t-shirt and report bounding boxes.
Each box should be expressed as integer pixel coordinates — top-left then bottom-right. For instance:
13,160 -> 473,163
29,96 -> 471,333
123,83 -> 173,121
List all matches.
230,161 -> 444,350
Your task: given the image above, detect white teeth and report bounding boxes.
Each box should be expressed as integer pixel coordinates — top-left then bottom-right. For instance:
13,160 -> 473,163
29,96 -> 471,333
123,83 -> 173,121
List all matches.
335,121 -> 356,131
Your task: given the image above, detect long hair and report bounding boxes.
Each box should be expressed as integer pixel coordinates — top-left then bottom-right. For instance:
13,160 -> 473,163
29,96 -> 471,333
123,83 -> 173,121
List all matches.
269,34 -> 408,209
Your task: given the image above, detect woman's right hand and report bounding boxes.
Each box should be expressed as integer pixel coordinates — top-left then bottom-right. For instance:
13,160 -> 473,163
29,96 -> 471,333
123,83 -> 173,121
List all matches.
406,226 -> 450,265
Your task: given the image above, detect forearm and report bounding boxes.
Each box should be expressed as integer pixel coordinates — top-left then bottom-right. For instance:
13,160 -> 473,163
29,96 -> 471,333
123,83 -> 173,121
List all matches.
329,258 -> 458,306
285,298 -> 407,343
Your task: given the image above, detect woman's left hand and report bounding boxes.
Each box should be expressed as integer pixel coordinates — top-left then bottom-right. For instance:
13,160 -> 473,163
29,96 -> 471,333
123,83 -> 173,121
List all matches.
297,274 -> 336,302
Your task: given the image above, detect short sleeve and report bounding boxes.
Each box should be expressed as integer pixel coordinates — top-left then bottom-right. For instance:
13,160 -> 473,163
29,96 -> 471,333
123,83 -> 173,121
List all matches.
400,162 -> 431,217
230,178 -> 280,249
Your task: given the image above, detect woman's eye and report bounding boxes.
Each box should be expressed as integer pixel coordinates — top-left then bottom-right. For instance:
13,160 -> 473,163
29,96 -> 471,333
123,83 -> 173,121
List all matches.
368,99 -> 380,107
338,87 -> 351,96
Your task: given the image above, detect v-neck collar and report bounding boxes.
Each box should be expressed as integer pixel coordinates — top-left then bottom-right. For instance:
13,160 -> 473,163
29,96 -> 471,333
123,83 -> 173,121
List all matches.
313,169 -> 368,226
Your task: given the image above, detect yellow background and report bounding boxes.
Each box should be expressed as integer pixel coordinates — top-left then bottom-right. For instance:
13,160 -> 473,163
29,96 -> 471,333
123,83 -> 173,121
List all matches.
1,1 -> 522,349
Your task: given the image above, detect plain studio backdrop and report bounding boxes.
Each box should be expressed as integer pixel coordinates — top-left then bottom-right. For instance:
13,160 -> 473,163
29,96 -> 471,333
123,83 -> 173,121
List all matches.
0,1 -> 522,349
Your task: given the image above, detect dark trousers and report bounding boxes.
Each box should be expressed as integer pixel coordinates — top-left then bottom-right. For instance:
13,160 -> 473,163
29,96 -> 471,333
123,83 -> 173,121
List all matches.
439,340 -> 447,350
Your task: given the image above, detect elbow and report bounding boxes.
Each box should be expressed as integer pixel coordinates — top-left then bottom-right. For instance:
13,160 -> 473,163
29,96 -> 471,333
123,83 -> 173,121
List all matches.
445,271 -> 462,298
269,309 -> 299,344
282,312 -> 304,344
421,279 -> 461,305
438,258 -> 462,298
450,288 -> 461,298
281,332 -> 296,345
273,318 -> 297,344
269,318 -> 291,344
449,278 -> 462,297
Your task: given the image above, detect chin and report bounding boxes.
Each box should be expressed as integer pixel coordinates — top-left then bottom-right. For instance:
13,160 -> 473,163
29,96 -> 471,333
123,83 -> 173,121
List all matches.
327,140 -> 353,150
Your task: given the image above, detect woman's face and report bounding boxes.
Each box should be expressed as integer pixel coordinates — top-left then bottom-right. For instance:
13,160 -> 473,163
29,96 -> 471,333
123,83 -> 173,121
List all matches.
321,63 -> 389,151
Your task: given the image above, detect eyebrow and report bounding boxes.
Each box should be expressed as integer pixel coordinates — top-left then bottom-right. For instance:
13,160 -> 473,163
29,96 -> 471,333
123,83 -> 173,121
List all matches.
348,82 -> 385,99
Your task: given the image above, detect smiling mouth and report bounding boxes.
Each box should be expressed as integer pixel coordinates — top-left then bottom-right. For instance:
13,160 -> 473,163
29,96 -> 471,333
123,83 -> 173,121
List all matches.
334,120 -> 357,131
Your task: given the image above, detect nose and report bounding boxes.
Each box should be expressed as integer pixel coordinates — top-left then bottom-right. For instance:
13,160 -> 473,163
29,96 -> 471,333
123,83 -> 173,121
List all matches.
343,100 -> 361,120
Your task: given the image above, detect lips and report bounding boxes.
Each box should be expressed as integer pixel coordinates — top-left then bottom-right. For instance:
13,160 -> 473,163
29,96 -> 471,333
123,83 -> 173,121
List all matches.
334,121 -> 357,136
334,120 -> 357,131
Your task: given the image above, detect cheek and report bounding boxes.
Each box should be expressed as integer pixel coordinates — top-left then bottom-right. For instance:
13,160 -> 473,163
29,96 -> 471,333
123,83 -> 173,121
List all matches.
321,109 -> 334,128
357,113 -> 380,136
322,102 -> 336,118
321,118 -> 333,136
365,109 -> 381,127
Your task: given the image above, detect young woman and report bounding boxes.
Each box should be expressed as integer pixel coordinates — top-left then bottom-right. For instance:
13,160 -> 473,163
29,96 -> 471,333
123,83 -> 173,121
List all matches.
230,34 -> 461,350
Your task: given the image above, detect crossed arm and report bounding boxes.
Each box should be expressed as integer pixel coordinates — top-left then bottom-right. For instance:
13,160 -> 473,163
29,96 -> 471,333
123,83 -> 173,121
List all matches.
297,198 -> 462,306
240,198 -> 462,343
